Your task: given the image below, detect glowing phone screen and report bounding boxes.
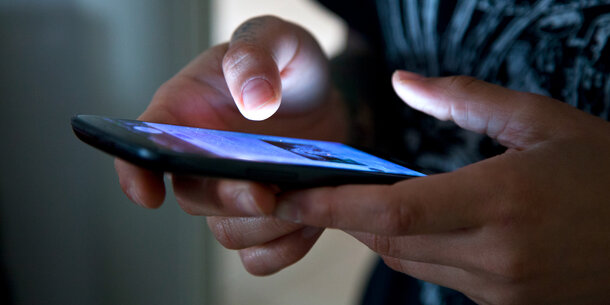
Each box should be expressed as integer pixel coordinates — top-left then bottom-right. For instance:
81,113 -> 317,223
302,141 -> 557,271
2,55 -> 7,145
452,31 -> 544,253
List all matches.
118,119 -> 425,177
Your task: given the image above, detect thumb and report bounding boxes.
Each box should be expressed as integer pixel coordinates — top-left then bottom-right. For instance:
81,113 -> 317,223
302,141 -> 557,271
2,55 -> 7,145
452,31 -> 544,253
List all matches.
392,71 -> 573,150
223,16 -> 329,121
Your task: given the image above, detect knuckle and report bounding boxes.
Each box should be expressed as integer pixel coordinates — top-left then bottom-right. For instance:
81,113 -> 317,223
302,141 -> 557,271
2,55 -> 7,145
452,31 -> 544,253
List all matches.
173,178 -> 219,216
377,189 -> 415,235
306,187 -> 340,228
208,218 -> 241,249
396,203 -> 416,234
379,211 -> 405,235
174,192 -> 199,216
268,216 -> 302,233
369,235 -> 393,256
324,191 -> 340,228
445,75 -> 480,92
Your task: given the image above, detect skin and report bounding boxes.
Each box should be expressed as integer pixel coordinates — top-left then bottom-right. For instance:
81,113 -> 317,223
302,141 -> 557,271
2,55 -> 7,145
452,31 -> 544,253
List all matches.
114,15 -> 344,274
115,16 -> 610,304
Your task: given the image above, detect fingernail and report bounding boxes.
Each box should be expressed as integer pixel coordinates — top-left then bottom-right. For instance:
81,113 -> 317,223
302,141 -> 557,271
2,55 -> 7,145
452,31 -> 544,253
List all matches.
275,200 -> 301,223
394,70 -> 425,82
242,78 -> 276,112
236,190 -> 263,216
301,226 -> 322,239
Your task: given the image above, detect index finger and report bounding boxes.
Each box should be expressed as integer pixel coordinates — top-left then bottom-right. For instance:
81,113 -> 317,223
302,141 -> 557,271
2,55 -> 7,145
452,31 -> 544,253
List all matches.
223,15 -> 330,120
113,43 -> 233,208
113,99 -> 188,209
171,176 -> 280,216
274,156 -> 511,235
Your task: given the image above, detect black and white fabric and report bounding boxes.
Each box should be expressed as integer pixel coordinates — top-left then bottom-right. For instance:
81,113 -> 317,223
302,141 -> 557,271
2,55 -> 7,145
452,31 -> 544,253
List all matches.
375,0 -> 610,172
322,0 -> 610,171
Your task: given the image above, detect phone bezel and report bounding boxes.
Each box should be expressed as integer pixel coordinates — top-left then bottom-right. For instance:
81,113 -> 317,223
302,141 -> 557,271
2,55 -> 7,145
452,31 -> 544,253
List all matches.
71,115 -> 427,187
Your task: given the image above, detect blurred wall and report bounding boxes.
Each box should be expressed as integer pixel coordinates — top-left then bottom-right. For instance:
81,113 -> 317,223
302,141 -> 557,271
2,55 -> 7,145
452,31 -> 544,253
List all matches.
0,1 -> 213,304
212,0 -> 347,56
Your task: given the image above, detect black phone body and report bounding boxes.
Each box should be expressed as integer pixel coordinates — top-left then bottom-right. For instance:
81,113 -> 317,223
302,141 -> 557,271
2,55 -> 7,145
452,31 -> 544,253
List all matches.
71,115 -> 426,187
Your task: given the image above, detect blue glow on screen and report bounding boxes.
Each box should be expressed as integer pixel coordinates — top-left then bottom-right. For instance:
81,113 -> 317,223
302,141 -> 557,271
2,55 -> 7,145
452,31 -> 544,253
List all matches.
140,122 -> 425,177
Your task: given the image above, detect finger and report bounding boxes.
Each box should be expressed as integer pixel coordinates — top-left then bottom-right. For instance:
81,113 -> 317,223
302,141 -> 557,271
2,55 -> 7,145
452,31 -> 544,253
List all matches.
138,43 -> 238,130
172,176 -> 279,216
238,226 -> 324,276
392,71 -> 578,150
274,159 -> 504,235
114,159 -> 165,208
207,216 -> 303,250
349,230 -> 480,270
223,15 -> 329,121
113,88 -> 197,209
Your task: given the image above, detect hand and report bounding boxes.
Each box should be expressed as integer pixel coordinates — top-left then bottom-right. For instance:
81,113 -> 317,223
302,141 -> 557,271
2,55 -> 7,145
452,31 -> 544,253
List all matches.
274,71 -> 610,304
114,16 -> 346,275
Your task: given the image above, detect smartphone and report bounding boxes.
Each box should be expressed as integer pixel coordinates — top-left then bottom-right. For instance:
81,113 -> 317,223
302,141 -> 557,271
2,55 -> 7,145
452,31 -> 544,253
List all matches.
71,115 -> 426,186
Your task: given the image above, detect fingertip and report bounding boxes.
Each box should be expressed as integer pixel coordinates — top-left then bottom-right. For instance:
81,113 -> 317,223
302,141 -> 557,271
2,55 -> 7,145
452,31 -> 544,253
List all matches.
249,182 -> 281,214
392,70 -> 426,83
238,247 -> 280,276
237,226 -> 322,276
114,159 -> 166,209
391,71 -> 451,121
238,97 -> 281,121
392,70 -> 427,100
222,35 -> 283,121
